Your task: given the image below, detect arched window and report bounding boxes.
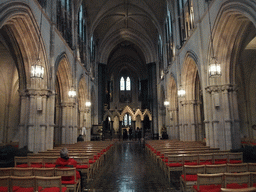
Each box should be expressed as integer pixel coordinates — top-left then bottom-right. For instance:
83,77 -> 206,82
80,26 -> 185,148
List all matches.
177,0 -> 195,46
57,0 -> 72,47
120,76 -> 131,91
166,8 -> 174,65
120,77 -> 125,91
78,4 -> 86,63
126,77 -> 131,91
123,113 -> 131,126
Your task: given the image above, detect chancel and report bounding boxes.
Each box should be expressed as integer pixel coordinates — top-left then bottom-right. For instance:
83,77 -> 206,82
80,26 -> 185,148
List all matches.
1,0 -> 256,191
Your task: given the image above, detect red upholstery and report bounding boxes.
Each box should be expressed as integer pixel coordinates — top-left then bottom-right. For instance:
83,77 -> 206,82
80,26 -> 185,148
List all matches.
184,162 -> 198,166
214,160 -> 227,164
193,184 -> 221,192
0,186 -> 8,192
156,152 -> 161,156
250,143 -> 256,145
61,180 -> 76,185
229,160 -> 242,164
93,156 -> 99,160
199,161 -> 212,165
167,163 -> 183,167
38,186 -> 67,192
77,164 -> 90,169
89,159 -> 96,164
160,155 -> 165,159
181,174 -> 198,181
13,186 -> 34,192
44,163 -> 56,168
30,163 -> 43,168
226,183 -> 248,189
16,164 -> 29,168
162,159 -> 168,163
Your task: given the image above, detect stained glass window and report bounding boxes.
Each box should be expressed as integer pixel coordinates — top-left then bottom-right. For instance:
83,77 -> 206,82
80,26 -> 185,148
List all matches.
120,77 -> 125,91
126,77 -> 131,91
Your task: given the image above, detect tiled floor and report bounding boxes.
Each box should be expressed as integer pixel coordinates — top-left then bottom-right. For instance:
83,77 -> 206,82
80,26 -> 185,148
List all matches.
84,141 -> 181,192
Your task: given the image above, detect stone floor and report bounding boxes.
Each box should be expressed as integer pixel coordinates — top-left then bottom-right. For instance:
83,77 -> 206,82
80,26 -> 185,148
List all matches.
84,141 -> 181,192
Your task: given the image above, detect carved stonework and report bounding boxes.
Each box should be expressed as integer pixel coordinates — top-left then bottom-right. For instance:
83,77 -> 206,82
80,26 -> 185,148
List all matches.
205,84 -> 238,93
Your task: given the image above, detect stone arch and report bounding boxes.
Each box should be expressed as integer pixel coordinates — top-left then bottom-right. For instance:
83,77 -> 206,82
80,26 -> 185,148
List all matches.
143,109 -> 152,121
167,75 -> 177,111
77,76 -> 88,130
78,76 -> 88,111
0,1 -> 49,89
167,74 -> 179,139
55,53 -> 72,102
54,53 -> 73,145
103,110 -> 113,121
211,0 -> 256,84
120,105 -> 135,121
181,52 -> 200,100
204,0 -> 256,149
134,109 -> 143,121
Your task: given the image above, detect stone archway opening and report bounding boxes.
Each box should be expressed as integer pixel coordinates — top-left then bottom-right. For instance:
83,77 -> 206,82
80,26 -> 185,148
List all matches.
180,55 -> 204,141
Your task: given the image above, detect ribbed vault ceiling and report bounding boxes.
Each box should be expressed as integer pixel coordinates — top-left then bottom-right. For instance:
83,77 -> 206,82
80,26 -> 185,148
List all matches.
82,0 -> 167,65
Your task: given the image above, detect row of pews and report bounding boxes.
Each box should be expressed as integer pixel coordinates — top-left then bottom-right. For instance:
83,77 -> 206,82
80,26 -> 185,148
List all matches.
145,140 -> 256,192
0,140 -> 115,192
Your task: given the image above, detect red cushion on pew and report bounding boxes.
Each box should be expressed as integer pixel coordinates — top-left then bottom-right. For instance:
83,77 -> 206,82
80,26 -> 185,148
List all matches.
77,164 -> 90,169
193,184 -> 221,192
156,152 -> 161,156
181,174 -> 198,181
226,183 -> 248,189
13,186 -> 34,192
93,156 -> 99,160
61,179 -> 77,185
184,162 -> 198,166
44,163 -> 56,168
38,186 -> 67,192
0,186 -> 8,192
160,155 -> 165,159
30,163 -> 43,168
162,159 -> 168,163
168,163 -> 183,167
199,161 -> 212,165
214,160 -> 227,164
89,159 -> 96,164
229,160 -> 242,164
250,143 -> 256,145
16,164 -> 29,168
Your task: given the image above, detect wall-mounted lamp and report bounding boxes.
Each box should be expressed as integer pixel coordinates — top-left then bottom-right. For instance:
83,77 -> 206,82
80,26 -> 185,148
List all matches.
68,87 -> 77,98
178,89 -> 186,98
85,101 -> 91,107
164,100 -> 170,106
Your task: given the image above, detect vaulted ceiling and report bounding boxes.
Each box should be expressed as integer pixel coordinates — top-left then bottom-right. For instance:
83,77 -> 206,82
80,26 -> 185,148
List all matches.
82,0 -> 167,64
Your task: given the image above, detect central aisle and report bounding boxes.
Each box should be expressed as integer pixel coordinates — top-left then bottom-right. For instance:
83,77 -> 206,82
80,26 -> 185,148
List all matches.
86,141 -> 180,192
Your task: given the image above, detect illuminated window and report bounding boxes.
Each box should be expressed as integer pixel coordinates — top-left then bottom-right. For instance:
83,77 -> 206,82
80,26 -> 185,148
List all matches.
126,77 -> 131,91
120,77 -> 125,91
120,76 -> 131,91
123,114 -> 131,126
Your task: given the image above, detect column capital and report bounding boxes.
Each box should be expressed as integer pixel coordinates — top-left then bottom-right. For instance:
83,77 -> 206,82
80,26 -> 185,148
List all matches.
205,84 -> 238,93
19,89 -> 54,97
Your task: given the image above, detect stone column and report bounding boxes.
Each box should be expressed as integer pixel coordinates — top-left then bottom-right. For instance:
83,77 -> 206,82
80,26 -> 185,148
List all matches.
61,103 -> 67,144
28,92 -> 36,152
110,121 -> 114,140
46,93 -> 55,150
119,121 -> 122,141
19,94 -> 29,148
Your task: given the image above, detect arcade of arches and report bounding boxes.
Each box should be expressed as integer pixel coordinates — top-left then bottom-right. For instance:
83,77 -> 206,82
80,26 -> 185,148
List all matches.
0,0 -> 256,152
